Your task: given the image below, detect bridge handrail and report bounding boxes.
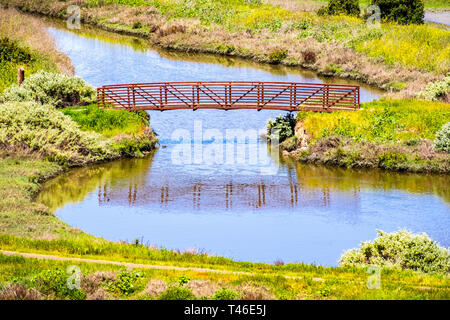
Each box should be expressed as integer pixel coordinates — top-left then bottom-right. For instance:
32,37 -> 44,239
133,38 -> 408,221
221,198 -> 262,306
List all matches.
97,81 -> 360,112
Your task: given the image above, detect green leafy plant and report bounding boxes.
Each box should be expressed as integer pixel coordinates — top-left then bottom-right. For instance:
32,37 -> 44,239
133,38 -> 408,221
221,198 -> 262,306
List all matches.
268,49 -> 288,64
32,269 -> 86,300
2,71 -> 96,108
178,276 -> 190,286
317,0 -> 361,17
434,122 -> 450,153
370,0 -> 424,24
267,113 -> 296,143
339,230 -> 450,273
157,286 -> 195,300
107,270 -> 142,295
378,151 -> 407,169
211,288 -> 240,300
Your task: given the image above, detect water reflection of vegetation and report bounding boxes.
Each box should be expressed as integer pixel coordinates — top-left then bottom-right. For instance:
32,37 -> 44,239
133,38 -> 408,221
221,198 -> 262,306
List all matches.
37,153 -> 155,211
291,162 -> 450,203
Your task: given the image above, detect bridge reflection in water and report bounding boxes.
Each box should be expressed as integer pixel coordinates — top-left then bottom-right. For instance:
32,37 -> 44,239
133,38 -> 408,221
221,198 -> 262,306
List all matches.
97,180 -> 321,209
38,151 -> 449,214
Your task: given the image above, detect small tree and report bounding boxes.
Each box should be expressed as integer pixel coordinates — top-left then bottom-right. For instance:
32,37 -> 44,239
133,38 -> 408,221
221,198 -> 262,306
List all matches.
317,0 -> 361,17
370,0 -> 424,24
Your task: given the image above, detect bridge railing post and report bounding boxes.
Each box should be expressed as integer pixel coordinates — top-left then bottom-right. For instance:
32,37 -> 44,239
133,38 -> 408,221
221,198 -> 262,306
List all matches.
132,85 -> 136,109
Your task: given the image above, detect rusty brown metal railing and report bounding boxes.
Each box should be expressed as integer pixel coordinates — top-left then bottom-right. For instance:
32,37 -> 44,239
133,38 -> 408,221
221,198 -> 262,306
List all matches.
97,81 -> 360,112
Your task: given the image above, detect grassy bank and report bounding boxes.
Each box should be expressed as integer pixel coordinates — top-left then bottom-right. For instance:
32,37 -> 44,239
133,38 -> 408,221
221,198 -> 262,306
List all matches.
1,249 -> 448,300
0,155 -> 449,300
0,7 -> 73,92
1,1 -> 448,98
282,99 -> 450,173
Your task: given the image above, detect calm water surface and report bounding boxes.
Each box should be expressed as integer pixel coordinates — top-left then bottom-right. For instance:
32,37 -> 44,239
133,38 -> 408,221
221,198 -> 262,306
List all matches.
38,23 -> 449,266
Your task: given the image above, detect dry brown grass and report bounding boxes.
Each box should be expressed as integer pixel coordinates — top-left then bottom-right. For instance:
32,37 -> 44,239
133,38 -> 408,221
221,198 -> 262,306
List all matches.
186,280 -> 221,298
0,283 -> 42,300
0,7 -> 74,75
264,0 -> 324,12
81,271 -> 116,300
237,282 -> 275,300
142,279 -> 167,298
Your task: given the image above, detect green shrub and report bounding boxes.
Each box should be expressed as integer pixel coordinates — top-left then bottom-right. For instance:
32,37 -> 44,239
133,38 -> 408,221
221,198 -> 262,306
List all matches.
0,38 -> 32,64
267,113 -> 296,143
111,128 -> 157,157
378,151 -> 407,169
2,71 -> 96,108
177,276 -> 190,286
339,230 -> 450,274
317,0 -> 361,17
268,49 -> 288,64
419,76 -> 450,102
434,122 -> 450,153
32,269 -> 86,300
280,136 -> 298,151
158,286 -> 195,300
211,288 -> 240,300
132,21 -> 143,29
370,0 -> 424,24
107,270 -> 142,295
0,102 -> 116,165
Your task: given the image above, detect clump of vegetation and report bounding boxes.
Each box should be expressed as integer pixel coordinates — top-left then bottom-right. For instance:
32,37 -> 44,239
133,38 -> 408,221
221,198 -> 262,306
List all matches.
370,0 -> 424,25
211,287 -> 240,300
158,286 -> 195,300
280,136 -> 298,152
291,99 -> 450,173
267,113 -> 296,143
0,38 -> 32,64
419,76 -> 450,102
107,270 -> 142,295
268,49 -> 288,64
132,21 -> 143,29
434,122 -> 450,153
317,0 -> 361,17
0,102 -> 116,166
340,230 -> 450,274
2,71 -> 96,108
32,269 -> 86,300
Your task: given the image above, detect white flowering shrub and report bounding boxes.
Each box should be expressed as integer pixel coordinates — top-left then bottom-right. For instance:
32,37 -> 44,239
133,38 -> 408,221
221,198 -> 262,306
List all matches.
418,76 -> 450,101
339,230 -> 450,274
1,71 -> 96,108
434,122 -> 450,153
0,102 -> 118,165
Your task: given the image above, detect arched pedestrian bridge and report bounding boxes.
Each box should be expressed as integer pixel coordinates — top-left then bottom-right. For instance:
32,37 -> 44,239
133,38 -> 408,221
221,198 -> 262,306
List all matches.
97,81 -> 360,112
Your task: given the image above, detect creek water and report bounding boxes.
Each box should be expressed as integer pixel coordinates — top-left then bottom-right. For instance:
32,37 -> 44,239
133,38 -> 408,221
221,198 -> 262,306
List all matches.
38,23 -> 449,266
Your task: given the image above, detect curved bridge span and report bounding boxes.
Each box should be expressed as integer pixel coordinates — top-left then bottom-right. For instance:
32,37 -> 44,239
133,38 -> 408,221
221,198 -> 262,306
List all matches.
97,81 -> 360,112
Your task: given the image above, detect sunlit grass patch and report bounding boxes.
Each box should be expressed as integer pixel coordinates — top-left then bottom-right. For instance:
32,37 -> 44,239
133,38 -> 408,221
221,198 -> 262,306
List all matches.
62,104 -> 150,137
300,99 -> 450,143
353,24 -> 450,74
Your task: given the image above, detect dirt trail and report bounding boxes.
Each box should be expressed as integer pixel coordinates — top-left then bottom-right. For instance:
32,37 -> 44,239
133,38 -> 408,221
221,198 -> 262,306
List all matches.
0,250 -> 304,280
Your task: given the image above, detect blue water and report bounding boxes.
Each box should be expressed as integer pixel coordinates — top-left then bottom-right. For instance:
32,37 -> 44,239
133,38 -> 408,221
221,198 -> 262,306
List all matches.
39,25 -> 449,266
